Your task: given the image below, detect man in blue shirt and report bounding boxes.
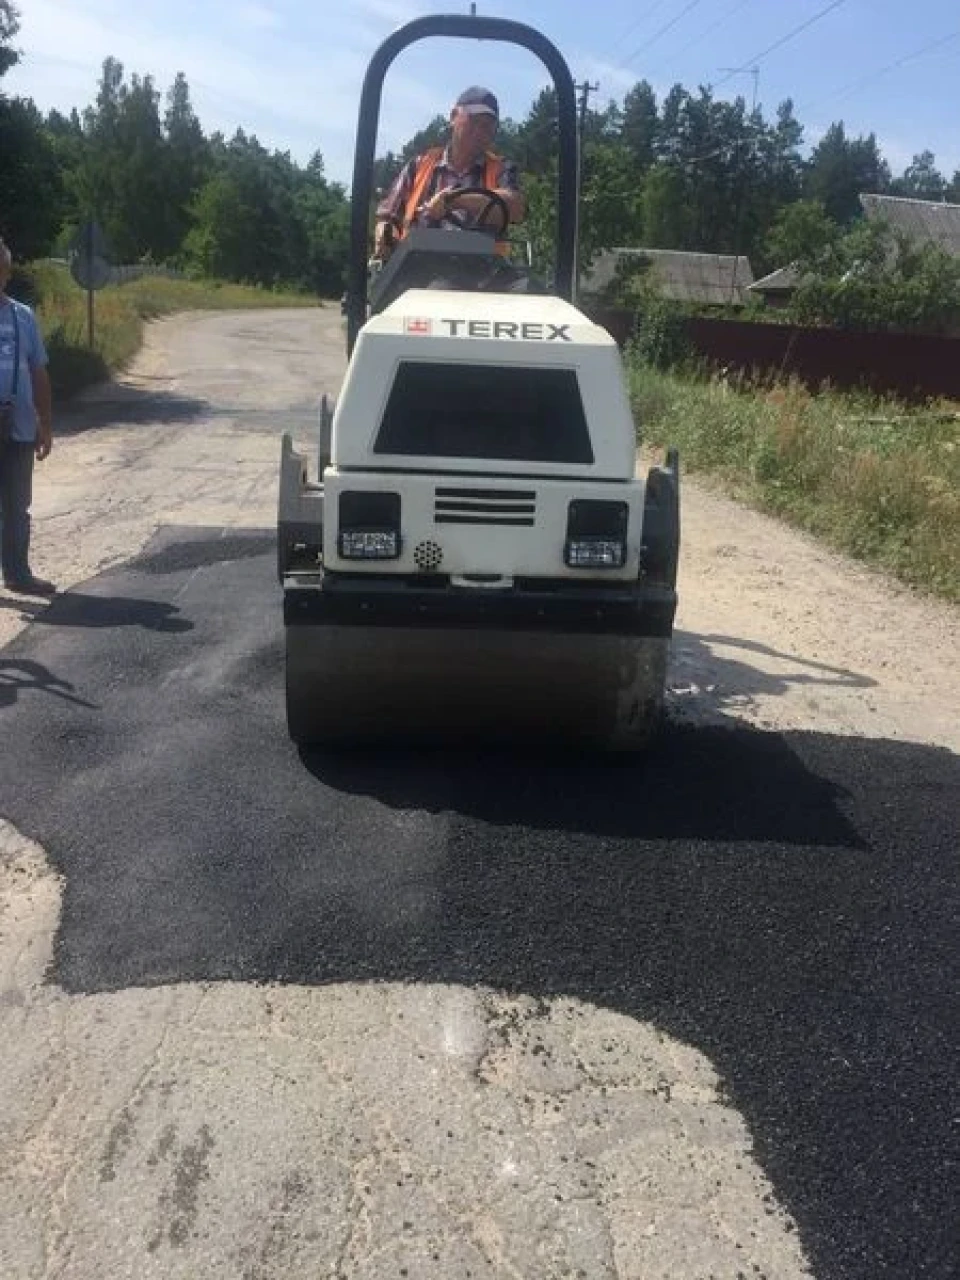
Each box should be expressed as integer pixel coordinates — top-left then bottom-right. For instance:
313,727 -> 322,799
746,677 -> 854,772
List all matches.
0,237 -> 55,596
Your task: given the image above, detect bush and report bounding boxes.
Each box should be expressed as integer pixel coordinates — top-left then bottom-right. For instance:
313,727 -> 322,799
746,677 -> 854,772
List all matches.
6,264 -> 40,307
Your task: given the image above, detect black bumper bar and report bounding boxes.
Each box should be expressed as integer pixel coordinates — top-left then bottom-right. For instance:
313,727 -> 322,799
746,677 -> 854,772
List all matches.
284,576 -> 676,637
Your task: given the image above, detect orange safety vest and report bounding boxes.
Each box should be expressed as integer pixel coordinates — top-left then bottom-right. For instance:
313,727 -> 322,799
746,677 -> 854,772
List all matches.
403,147 -> 512,256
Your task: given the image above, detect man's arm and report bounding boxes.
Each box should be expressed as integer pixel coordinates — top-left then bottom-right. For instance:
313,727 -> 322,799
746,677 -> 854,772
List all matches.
374,160 -> 415,257
495,186 -> 525,223
422,160 -> 525,227
31,365 -> 52,461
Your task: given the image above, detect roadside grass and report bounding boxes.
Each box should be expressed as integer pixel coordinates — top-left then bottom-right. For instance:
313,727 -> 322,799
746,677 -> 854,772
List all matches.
628,360 -> 960,603
28,261 -> 321,400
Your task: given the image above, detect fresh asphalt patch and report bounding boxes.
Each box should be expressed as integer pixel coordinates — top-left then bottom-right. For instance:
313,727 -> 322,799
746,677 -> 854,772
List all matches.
1,525 -> 957,1280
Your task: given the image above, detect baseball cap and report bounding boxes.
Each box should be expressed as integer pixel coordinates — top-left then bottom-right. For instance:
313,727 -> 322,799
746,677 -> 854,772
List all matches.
455,86 -> 499,118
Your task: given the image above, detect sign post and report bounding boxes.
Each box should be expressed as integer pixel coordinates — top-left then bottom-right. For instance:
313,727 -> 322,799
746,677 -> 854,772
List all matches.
68,220 -> 113,348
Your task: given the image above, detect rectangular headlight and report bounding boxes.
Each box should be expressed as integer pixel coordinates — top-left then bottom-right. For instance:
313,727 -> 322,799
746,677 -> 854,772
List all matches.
565,538 -> 626,568
564,499 -> 628,569
338,490 -> 401,559
338,529 -> 399,559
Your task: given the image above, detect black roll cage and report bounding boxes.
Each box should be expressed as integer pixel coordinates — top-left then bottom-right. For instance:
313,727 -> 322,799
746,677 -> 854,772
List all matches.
346,13 -> 580,355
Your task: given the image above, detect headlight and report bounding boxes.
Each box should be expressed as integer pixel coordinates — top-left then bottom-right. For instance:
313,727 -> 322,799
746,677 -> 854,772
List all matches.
564,499 -> 628,570
338,529 -> 400,559
565,538 -> 626,568
338,490 -> 401,559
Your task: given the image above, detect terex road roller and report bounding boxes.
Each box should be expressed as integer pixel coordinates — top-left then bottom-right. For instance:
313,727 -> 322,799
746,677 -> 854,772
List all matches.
277,13 -> 680,750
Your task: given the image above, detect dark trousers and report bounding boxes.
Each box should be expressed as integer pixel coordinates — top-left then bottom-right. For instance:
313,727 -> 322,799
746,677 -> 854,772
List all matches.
0,440 -> 35,583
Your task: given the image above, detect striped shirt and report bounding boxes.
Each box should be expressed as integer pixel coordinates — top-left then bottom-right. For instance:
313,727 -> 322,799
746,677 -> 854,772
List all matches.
376,146 -> 520,227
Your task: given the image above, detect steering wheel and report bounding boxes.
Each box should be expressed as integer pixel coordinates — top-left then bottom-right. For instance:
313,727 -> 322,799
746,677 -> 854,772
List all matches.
437,187 -> 511,238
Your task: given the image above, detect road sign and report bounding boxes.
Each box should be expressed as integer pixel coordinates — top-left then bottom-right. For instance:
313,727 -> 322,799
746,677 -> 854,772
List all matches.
69,219 -> 113,292
69,218 -> 114,347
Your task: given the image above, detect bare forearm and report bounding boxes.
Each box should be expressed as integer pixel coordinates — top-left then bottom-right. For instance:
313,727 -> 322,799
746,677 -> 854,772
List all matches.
497,188 -> 525,223
31,366 -> 52,428
435,188 -> 525,223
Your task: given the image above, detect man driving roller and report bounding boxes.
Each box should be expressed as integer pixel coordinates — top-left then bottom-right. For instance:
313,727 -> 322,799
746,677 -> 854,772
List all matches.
374,86 -> 524,259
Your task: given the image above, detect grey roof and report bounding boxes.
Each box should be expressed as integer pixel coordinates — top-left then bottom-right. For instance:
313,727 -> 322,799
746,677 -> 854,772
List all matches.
581,247 -> 755,304
748,263 -> 802,293
860,194 -> 960,256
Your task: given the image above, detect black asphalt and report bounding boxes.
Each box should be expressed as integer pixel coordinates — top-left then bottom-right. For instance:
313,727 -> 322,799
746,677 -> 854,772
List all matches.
1,525 -> 957,1280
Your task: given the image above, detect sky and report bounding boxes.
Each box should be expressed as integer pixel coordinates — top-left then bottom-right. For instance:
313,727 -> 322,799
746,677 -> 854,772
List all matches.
6,0 -> 960,188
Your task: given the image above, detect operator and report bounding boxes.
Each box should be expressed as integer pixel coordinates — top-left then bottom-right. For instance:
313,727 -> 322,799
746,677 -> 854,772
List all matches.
373,86 -> 525,260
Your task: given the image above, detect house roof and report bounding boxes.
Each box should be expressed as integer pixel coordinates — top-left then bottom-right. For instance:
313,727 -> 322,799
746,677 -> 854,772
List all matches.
581,247 -> 755,304
748,263 -> 802,293
860,193 -> 960,256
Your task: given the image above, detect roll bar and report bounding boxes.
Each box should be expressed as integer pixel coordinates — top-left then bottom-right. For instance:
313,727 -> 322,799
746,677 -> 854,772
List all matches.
346,13 -> 579,354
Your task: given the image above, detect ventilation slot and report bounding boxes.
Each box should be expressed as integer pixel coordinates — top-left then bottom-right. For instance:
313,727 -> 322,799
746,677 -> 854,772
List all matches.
434,487 -> 536,527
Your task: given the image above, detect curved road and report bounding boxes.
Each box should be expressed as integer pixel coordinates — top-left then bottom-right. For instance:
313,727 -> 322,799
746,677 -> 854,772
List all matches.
0,308 -> 957,1280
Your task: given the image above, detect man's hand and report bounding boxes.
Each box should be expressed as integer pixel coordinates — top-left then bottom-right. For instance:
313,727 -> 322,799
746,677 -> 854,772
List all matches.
35,420 -> 52,461
373,219 -> 399,260
422,189 -> 452,223
31,367 -> 53,460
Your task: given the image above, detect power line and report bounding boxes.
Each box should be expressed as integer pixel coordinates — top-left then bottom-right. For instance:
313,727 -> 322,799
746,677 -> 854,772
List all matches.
712,0 -> 847,92
800,26 -> 960,114
596,0 -> 676,65
660,0 -> 756,68
620,0 -> 707,70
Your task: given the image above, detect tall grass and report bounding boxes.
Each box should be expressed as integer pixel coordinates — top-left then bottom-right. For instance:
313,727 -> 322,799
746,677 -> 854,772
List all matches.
29,262 -> 319,399
628,359 -> 960,602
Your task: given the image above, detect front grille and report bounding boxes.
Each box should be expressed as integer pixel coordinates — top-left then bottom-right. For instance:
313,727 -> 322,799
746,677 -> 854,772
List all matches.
434,486 -> 536,527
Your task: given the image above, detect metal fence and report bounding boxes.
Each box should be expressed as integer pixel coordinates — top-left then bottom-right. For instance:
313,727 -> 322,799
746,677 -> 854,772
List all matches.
590,308 -> 960,401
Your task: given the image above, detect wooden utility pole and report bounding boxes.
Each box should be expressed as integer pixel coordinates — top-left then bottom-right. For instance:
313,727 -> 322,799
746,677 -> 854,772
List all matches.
575,79 -> 600,146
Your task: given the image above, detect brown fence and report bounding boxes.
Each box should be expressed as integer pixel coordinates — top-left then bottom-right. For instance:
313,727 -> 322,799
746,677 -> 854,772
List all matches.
589,308 -> 960,401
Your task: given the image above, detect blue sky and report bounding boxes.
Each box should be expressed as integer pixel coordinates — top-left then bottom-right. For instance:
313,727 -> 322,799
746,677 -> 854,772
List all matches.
8,0 -> 960,187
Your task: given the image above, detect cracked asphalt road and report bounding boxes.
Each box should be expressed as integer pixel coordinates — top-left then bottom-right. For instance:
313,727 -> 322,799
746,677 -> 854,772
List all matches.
0,309 -> 957,1279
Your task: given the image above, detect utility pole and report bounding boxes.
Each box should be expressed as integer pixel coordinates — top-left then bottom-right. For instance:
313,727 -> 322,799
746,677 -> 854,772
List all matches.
574,79 -> 599,147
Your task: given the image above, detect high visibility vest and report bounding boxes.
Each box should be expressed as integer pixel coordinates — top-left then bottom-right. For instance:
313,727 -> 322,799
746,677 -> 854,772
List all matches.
403,147 -> 512,256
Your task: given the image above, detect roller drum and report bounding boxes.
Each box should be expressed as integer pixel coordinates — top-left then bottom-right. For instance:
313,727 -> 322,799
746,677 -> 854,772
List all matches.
285,624 -> 667,751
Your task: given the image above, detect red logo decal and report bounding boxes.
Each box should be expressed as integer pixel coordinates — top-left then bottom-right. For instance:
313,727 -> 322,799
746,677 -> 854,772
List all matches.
405,317 -> 432,334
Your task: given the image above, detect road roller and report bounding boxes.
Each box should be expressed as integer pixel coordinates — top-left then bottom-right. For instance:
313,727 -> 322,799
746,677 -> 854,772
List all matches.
277,13 -> 680,750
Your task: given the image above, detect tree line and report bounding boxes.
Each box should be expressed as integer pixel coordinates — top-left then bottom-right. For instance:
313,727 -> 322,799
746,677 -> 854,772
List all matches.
2,0 -> 959,311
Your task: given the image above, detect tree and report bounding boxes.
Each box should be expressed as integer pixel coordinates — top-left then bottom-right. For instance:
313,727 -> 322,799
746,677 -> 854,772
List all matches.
183,170 -> 257,280
763,200 -> 839,269
620,81 -> 658,173
805,122 -> 890,224
161,72 -> 210,259
578,142 -> 644,264
297,154 -> 350,295
789,218 -> 960,334
0,97 -> 63,256
0,2 -> 64,256
0,0 -> 20,78
515,87 -> 557,176
642,163 -> 693,249
891,150 -> 946,202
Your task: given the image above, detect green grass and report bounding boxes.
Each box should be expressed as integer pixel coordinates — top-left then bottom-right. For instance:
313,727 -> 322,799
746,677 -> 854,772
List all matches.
29,262 -> 322,399
628,359 -> 960,602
